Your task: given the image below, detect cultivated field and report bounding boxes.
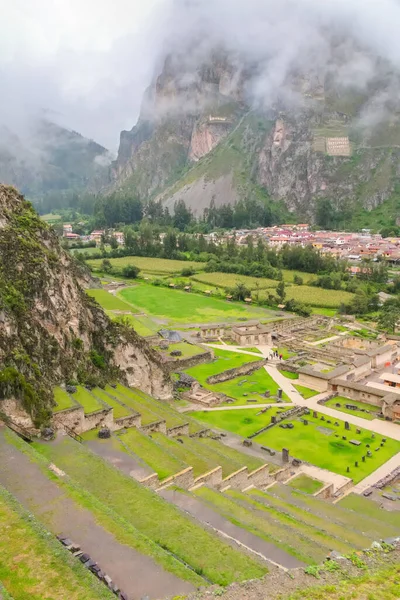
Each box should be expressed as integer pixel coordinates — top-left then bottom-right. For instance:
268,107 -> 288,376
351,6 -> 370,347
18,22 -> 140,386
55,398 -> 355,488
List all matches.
284,285 -> 355,308
191,272 -> 278,290
87,289 -> 135,311
87,257 -> 205,275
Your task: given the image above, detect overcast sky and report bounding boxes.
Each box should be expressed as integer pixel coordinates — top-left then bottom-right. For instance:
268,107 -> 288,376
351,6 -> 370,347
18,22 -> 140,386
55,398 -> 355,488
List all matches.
2,0 -> 400,152
0,0 -> 168,149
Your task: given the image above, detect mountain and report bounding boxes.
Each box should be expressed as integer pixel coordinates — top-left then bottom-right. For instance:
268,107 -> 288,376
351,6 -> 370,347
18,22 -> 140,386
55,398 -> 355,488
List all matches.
110,49 -> 400,223
0,184 -> 171,427
0,119 -> 111,200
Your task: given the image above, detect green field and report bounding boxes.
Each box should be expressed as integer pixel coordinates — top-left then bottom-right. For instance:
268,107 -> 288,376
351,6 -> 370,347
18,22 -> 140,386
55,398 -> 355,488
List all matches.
190,407 -> 287,438
53,387 -> 76,412
191,272 -> 278,291
185,348 -> 260,385
107,312 -> 157,336
87,289 -> 135,311
281,270 -> 319,284
118,284 -> 277,325
92,388 -> 131,418
285,286 -> 355,308
324,396 -> 381,421
255,413 -> 400,483
34,437 -> 267,585
87,257 -> 205,274
211,368 -> 290,404
288,474 -> 324,494
155,341 -> 205,358
72,386 -> 103,414
294,384 -> 320,399
0,486 -> 113,600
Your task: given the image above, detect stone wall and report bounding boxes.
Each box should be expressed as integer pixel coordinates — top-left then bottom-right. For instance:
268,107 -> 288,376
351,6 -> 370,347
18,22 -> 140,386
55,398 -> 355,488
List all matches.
274,466 -> 293,482
52,406 -> 84,432
139,473 -> 159,490
207,359 -> 267,385
249,406 -> 307,439
165,351 -> 213,372
193,466 -> 223,488
298,372 -> 329,392
167,423 -> 190,437
162,467 -> 194,489
247,464 -> 272,486
222,467 -> 248,489
140,420 -> 167,434
113,413 -> 141,431
333,478 -> 354,498
331,383 -> 383,407
82,408 -> 114,433
315,483 -> 334,499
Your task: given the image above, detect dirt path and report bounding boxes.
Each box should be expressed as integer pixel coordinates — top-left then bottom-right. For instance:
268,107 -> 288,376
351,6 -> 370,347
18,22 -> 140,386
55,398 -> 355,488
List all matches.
159,489 -> 304,570
0,430 -> 193,600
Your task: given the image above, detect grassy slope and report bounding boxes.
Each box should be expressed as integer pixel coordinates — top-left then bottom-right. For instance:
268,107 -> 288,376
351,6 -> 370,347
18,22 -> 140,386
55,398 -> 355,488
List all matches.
33,437 -> 266,585
287,474 -> 324,494
86,289 -> 135,311
53,387 -> 75,412
72,386 -> 103,414
0,486 -> 114,600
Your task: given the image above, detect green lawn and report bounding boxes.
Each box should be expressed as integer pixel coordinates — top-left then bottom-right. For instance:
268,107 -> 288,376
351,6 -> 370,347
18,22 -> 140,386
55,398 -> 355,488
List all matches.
72,386 -> 103,414
155,341 -> 205,358
53,387 -> 75,412
281,270 -> 318,284
34,437 -> 267,585
86,289 -> 135,311
0,486 -> 113,600
280,370 -> 299,380
294,384 -> 320,399
213,368 -> 289,404
191,272 -> 278,290
91,388 -> 131,419
189,407 -> 287,438
286,286 -> 355,308
118,284 -> 278,325
107,312 -> 157,337
311,307 -> 338,317
324,396 -> 381,421
255,413 -> 400,483
185,348 -> 259,385
288,474 -> 324,494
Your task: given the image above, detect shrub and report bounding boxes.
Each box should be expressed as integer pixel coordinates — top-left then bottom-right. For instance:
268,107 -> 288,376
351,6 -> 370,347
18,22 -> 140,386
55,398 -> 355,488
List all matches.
122,265 -> 140,279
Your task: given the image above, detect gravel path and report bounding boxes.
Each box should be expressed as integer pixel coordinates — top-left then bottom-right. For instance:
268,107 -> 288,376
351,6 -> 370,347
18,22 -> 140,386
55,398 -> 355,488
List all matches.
0,430 -> 194,600
160,489 -> 304,570
85,438 -> 153,480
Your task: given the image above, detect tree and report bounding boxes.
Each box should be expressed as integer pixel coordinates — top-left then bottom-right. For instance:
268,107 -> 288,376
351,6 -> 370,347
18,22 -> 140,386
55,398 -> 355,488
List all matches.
293,275 -> 303,285
276,281 -> 286,302
163,230 -> 177,259
378,301 -> 400,333
101,259 -> 112,273
110,236 -> 118,250
122,265 -> 140,279
173,200 -> 192,231
229,283 -> 251,302
316,198 -> 336,229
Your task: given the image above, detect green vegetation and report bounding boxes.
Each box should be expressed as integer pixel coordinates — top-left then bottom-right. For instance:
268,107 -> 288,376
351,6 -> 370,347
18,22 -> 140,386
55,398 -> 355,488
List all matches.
338,494 -> 400,528
294,385 -> 320,399
91,388 -> 131,418
191,272 -> 277,291
185,348 -> 260,384
255,414 -> 400,483
280,370 -> 299,380
285,286 -> 355,308
33,437 -> 267,585
287,474 -> 324,494
155,341 -> 205,358
72,386 -> 103,414
0,485 -> 113,600
88,257 -> 204,275
107,313 -> 157,337
213,368 -> 289,404
86,289 -> 134,311
324,396 -> 380,421
53,386 -> 75,412
189,407 -> 285,438
118,284 -> 276,325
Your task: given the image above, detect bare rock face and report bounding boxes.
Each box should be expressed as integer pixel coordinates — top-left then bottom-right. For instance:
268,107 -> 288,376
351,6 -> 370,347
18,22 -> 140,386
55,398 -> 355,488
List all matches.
189,120 -> 232,161
0,185 -> 172,426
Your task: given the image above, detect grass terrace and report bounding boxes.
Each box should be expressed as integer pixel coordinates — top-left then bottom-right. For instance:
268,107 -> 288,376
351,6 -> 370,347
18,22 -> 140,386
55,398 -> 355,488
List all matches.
191,272 -> 278,291
86,289 -> 135,311
287,474 -> 324,494
154,341 -> 205,358
214,368 -> 290,405
338,493 -> 400,528
185,347 -> 260,385
294,384 -> 320,399
91,388 -> 132,419
53,387 -> 76,412
0,486 -> 113,600
87,257 -> 205,275
324,396 -> 381,421
72,386 -> 104,414
33,437 -> 267,585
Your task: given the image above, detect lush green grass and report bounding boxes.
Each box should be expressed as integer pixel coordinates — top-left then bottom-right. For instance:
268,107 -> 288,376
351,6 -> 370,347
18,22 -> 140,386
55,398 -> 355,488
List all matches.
105,386 -> 166,426
286,286 -> 355,308
91,388 -> 131,419
53,387 -> 75,412
294,385 -> 320,399
118,284 -> 278,325
119,429 -> 185,480
185,348 -> 260,385
194,487 -> 328,564
191,272 -> 278,290
107,312 -> 157,337
155,341 -> 205,358
72,386 -> 103,414
255,414 -> 400,483
287,474 -> 324,494
311,307 -> 338,317
86,289 -> 135,311
189,407 -> 286,438
280,370 -> 299,380
0,486 -> 113,600
212,368 -> 289,404
324,396 -> 380,421
281,270 -> 318,284
34,437 -> 267,585
87,257 -> 205,274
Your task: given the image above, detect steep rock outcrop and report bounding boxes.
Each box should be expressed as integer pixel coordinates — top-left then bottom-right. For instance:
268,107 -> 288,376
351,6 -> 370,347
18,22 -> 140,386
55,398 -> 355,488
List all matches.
0,185 -> 171,426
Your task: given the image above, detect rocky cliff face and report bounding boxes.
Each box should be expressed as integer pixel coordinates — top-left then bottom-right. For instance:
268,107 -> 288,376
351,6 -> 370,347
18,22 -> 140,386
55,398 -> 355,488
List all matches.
110,50 -> 400,221
0,185 -> 171,426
